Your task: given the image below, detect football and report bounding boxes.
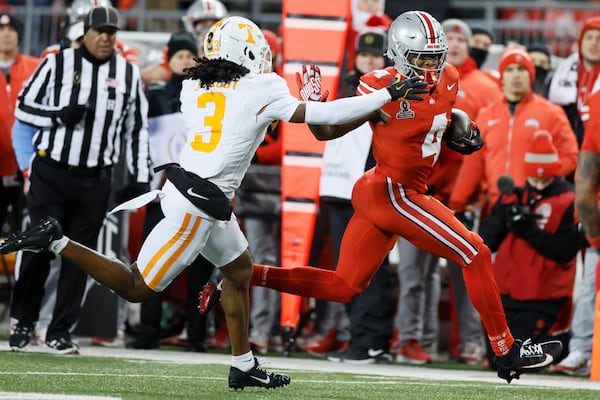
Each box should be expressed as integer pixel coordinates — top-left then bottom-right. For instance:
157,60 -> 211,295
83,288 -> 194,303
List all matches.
445,108 -> 473,142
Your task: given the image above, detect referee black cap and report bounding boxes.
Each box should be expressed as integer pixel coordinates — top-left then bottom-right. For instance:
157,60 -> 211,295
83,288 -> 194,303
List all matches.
84,6 -> 119,32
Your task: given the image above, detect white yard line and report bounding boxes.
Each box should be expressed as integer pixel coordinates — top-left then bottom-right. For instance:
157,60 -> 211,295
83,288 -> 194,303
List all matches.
0,394 -> 120,400
1,341 -> 599,391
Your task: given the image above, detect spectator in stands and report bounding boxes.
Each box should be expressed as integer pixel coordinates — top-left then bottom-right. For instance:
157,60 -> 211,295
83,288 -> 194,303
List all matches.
547,16 -> 600,376
141,0 -> 227,85
315,29 -> 395,364
450,47 -> 579,220
526,43 -> 553,97
347,0 -> 391,71
0,12 -> 38,233
553,87 -> 600,378
469,26 -> 494,69
548,16 -> 600,147
479,131 -> 584,368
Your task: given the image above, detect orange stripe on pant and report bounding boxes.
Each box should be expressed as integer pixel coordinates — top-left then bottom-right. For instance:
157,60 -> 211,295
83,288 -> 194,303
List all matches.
144,213 -> 202,290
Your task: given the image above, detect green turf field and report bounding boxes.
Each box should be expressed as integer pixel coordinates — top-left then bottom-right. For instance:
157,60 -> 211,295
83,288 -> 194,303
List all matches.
0,350 -> 598,400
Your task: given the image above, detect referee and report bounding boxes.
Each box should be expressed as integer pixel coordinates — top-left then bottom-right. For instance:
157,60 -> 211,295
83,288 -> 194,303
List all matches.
9,5 -> 150,354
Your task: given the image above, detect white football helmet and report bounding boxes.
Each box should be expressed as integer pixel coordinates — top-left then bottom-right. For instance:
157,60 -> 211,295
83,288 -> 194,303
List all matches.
204,17 -> 272,75
182,0 -> 228,34
67,0 -> 112,24
387,11 -> 448,85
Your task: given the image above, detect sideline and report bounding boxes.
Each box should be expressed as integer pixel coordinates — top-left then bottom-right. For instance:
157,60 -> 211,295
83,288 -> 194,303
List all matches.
1,340 -> 598,391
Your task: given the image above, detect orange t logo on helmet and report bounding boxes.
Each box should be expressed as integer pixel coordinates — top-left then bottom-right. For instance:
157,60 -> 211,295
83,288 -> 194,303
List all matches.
237,23 -> 256,44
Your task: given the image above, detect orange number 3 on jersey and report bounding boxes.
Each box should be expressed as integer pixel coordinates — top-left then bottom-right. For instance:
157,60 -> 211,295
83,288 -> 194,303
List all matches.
191,92 -> 226,152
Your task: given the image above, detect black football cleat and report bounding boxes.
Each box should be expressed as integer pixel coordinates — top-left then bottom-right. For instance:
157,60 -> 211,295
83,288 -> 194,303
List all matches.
496,338 -> 563,383
9,323 -> 35,351
0,217 -> 63,254
228,357 -> 290,390
198,280 -> 221,315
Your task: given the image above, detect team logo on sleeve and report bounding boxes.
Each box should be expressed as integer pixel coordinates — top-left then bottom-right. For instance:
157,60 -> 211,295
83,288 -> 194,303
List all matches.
395,100 -> 415,119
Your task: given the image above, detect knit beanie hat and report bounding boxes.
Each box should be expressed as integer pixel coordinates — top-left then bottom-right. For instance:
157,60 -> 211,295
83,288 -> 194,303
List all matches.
167,31 -> 198,61
441,18 -> 472,42
0,13 -> 22,44
498,47 -> 536,81
524,130 -> 561,178
471,26 -> 494,42
356,29 -> 387,55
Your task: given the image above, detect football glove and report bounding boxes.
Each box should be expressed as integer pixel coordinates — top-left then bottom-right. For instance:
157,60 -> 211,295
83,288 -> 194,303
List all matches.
386,75 -> 428,102
444,121 -> 484,155
296,62 -> 329,102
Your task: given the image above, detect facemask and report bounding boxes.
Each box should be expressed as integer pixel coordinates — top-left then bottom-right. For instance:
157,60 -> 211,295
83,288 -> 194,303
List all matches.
469,48 -> 488,68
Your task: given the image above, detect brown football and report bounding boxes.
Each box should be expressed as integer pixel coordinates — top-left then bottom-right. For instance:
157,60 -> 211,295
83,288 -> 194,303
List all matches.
445,108 -> 472,142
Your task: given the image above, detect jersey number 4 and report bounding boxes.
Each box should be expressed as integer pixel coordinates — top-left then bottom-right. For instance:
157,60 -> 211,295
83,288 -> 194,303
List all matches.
191,92 -> 226,152
422,113 -> 447,165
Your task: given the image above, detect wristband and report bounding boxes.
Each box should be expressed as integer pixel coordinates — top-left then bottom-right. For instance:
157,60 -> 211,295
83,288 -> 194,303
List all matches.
586,235 -> 600,249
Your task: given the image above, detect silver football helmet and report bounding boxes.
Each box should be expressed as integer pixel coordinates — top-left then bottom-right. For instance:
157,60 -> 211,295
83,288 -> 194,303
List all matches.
387,11 -> 448,85
182,0 -> 228,34
204,17 -> 272,75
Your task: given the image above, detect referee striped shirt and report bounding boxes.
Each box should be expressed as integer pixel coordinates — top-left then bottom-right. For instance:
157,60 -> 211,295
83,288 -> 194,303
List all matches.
15,45 -> 150,183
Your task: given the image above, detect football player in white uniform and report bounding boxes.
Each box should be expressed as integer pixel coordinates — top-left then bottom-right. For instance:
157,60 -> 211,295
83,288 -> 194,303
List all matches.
0,16 -> 424,389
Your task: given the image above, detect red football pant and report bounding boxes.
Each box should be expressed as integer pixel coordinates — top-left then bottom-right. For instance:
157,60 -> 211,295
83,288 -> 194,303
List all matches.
252,169 -> 512,347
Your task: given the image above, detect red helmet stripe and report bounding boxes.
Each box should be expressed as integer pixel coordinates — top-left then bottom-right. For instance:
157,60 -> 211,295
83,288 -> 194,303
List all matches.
417,11 -> 437,44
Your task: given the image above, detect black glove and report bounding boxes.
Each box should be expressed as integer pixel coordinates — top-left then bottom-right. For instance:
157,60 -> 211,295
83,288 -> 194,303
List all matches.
58,104 -> 88,129
114,182 -> 150,204
445,122 -> 484,155
504,203 -> 531,231
455,206 -> 476,231
386,75 -> 428,102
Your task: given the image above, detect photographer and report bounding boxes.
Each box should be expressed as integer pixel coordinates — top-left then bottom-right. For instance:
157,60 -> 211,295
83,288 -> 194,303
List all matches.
479,131 -> 586,367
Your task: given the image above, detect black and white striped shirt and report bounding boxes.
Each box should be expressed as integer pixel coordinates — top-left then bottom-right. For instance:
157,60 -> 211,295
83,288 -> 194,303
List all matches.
16,45 -> 150,182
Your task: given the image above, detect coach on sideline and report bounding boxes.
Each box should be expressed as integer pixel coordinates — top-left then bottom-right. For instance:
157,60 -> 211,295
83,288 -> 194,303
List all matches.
9,5 -> 150,354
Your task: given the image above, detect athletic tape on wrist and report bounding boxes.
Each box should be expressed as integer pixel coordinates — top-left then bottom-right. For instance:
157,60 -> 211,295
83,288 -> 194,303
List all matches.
49,236 -> 69,254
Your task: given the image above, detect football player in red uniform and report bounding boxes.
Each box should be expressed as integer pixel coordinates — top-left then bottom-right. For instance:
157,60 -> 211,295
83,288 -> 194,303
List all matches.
249,11 -> 562,382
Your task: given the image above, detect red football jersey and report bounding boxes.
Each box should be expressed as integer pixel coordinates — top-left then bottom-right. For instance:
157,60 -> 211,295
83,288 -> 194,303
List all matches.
582,91 -> 600,154
358,65 -> 459,193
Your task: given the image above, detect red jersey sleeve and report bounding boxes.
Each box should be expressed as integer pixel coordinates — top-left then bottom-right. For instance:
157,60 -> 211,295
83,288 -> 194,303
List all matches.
582,92 -> 600,153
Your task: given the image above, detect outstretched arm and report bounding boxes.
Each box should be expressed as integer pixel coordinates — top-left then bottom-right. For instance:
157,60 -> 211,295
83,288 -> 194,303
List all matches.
288,103 -> 378,140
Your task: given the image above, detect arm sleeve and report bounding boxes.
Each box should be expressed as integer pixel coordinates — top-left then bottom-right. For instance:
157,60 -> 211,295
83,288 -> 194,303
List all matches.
11,119 -> 36,172
124,68 -> 151,184
478,200 -> 509,252
304,89 -> 390,125
15,56 -> 63,128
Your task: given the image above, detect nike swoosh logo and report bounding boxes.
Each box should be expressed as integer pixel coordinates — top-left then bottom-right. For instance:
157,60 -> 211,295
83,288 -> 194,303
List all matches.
488,119 -> 502,127
522,353 -> 554,369
250,374 -> 271,385
187,188 -> 210,201
447,83 -> 456,91
368,349 -> 384,357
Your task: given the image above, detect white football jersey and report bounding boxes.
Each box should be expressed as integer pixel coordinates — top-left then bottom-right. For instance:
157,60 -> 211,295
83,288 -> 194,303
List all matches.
179,72 -> 299,199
